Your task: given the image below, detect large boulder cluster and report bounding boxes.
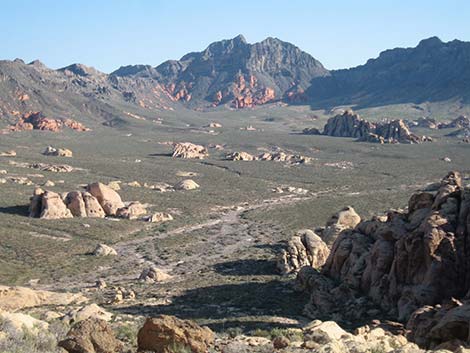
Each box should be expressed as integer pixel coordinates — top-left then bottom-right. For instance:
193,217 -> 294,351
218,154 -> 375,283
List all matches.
30,182 -> 129,220
293,171 -> 470,349
308,110 -> 428,144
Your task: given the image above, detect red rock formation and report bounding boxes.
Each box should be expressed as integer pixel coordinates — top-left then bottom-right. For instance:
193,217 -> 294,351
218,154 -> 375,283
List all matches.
10,112 -> 90,132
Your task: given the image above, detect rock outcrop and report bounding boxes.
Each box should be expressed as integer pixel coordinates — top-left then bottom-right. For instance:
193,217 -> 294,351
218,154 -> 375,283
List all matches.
318,110 -> 428,144
439,115 -> 470,129
297,171 -> 470,348
323,110 -> 375,139
172,142 -> 209,159
277,229 -> 330,274
137,315 -> 215,353
59,318 -> 123,353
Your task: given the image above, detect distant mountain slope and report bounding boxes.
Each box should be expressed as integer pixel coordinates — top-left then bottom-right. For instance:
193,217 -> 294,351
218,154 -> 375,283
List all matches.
307,37 -> 470,108
112,35 -> 330,108
0,59 -> 176,128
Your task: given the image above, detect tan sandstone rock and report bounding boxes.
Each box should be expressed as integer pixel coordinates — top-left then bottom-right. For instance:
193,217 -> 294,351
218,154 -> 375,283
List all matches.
87,182 -> 125,216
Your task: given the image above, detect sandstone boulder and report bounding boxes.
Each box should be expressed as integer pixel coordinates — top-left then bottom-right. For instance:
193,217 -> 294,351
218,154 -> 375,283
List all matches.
82,192 -> 106,218
172,142 -> 208,159
59,318 -> 123,353
137,315 -> 214,353
87,182 -> 124,216
37,190 -> 73,219
64,304 -> 113,323
277,229 -> 330,274
65,191 -> 87,217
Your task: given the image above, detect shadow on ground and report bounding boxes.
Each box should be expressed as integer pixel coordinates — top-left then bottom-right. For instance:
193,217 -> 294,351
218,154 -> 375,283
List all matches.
0,205 -> 29,216
115,280 -> 308,332
213,259 -> 278,276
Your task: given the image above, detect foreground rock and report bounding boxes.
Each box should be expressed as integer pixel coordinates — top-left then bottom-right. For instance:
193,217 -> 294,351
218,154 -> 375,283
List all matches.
137,315 -> 214,353
43,146 -> 73,157
297,171 -> 470,349
59,318 -> 123,353
277,229 -> 330,274
172,142 -> 209,159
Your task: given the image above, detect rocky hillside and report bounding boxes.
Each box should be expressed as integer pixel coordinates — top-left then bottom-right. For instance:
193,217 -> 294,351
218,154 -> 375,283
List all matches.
308,37 -> 470,108
111,35 -> 330,108
294,171 -> 470,349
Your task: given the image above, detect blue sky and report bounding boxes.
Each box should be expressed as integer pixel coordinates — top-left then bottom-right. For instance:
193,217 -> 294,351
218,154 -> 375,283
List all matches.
1,0 -> 469,72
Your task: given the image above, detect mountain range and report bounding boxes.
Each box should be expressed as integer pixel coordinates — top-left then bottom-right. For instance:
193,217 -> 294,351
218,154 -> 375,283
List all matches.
0,35 -> 469,126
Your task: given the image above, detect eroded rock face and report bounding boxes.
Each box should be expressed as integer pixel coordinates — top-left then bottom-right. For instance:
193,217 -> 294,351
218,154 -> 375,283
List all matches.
59,318 -> 123,353
439,115 -> 470,129
299,171 -> 470,341
278,229 -> 330,274
172,142 -> 209,159
137,315 -> 214,353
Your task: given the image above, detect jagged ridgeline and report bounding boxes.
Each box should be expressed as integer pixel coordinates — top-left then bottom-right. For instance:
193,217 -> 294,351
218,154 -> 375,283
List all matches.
2,36 -> 470,128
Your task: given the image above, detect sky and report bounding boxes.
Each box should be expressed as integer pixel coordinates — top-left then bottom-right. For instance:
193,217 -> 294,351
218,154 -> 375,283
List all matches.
1,0 -> 469,73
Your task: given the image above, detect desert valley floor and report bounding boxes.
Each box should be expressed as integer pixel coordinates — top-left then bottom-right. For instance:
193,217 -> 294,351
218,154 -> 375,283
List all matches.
1,103 -> 469,351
